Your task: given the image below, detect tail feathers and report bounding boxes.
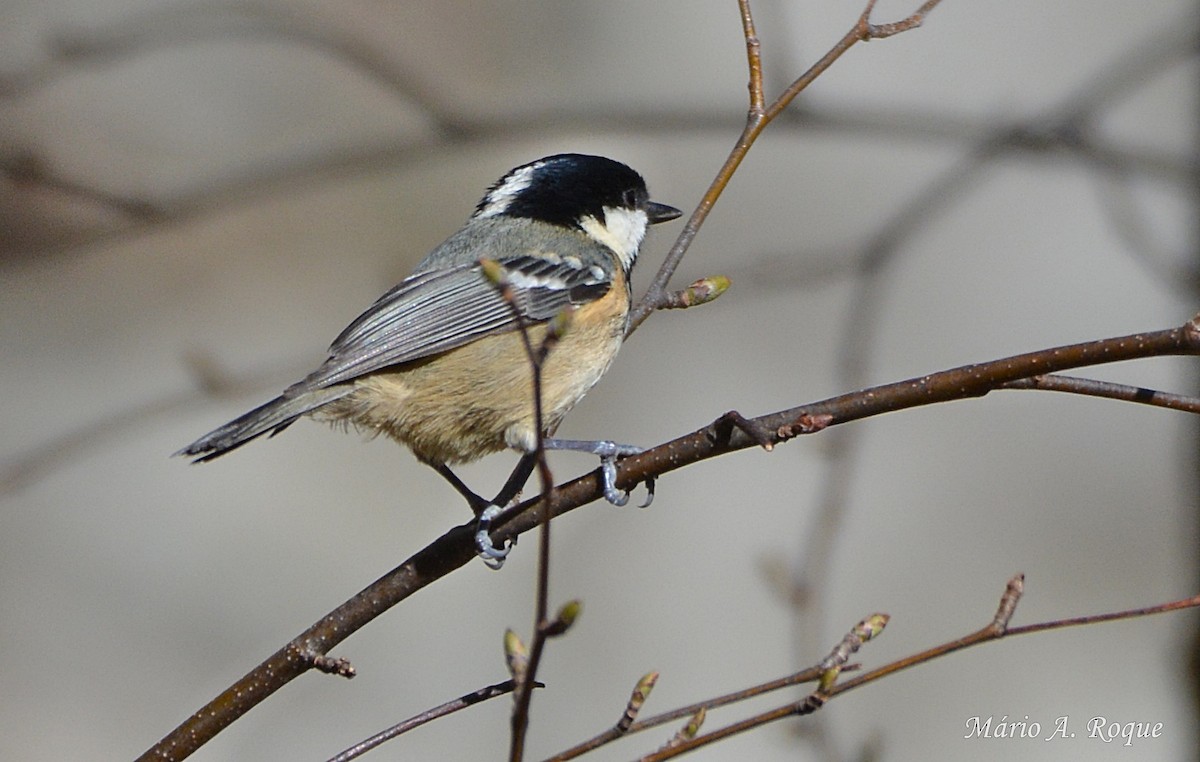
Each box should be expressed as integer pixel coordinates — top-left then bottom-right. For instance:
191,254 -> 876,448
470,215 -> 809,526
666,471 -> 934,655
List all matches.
176,386 -> 353,462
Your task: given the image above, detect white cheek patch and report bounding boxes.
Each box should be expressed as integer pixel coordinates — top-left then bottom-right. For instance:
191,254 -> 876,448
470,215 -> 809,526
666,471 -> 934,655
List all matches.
578,207 -> 649,270
474,162 -> 542,218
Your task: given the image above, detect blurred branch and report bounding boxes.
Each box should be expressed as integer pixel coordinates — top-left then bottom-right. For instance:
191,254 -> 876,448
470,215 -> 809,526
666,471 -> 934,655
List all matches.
4,0 -> 1192,266
7,99 -> 1192,257
777,20 -> 1198,756
1085,153 -> 1200,296
0,151 -> 164,220
2,2 -> 451,126
0,351 -> 299,497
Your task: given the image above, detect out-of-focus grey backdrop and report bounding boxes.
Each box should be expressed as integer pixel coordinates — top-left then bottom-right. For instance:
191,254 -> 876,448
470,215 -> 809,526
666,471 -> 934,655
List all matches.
1,1 -> 1197,760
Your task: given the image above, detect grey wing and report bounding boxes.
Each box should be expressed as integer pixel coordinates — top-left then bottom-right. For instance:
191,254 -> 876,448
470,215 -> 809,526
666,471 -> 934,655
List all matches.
293,253 -> 611,391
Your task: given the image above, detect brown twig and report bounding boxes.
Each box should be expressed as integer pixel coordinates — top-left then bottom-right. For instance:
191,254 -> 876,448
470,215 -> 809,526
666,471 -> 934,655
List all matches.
831,575 -> 1195,695
478,260 -> 564,762
326,680 -> 521,762
552,614 -> 883,762
1001,373 -> 1200,414
632,611 -> 893,761
638,575 -> 1200,760
546,661 -> 869,762
627,0 -> 944,334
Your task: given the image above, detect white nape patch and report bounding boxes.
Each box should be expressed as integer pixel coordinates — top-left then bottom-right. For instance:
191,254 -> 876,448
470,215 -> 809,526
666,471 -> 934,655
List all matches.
474,161 -> 543,218
578,206 -> 649,271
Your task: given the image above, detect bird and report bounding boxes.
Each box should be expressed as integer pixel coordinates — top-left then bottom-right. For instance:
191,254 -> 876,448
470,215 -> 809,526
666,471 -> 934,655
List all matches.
177,153 -> 681,563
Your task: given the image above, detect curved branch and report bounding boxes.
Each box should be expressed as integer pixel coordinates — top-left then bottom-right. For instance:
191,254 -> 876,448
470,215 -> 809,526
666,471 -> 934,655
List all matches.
135,315 -> 1200,761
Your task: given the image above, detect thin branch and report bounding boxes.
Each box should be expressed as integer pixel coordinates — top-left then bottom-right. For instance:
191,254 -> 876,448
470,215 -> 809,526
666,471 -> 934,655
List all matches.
546,672 -> 660,761
627,0 -> 945,335
545,663 -> 856,762
506,298 -> 561,762
546,614 -> 884,762
326,680 -> 520,762
738,0 -> 765,115
640,576 -> 1200,760
830,577 -> 1195,694
478,259 -> 563,762
1001,373 -> 1200,414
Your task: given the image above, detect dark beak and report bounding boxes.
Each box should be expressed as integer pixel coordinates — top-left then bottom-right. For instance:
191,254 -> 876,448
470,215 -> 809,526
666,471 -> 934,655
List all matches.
646,201 -> 683,224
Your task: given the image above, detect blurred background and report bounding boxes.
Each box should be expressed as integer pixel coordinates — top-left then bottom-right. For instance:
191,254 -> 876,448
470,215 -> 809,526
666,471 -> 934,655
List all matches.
1,1 -> 1197,760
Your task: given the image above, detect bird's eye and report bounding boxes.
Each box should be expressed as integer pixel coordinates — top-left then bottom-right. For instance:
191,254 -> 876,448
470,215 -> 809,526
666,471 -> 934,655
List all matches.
622,188 -> 639,208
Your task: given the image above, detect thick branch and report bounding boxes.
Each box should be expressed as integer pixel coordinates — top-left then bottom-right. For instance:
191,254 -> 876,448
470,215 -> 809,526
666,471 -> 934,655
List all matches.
136,315 -> 1200,761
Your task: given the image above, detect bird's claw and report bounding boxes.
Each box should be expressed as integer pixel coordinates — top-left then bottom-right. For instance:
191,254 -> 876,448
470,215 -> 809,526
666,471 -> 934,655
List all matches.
589,440 -> 642,506
639,476 -> 655,508
474,503 -> 514,569
598,454 -> 629,505
541,437 -> 653,507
